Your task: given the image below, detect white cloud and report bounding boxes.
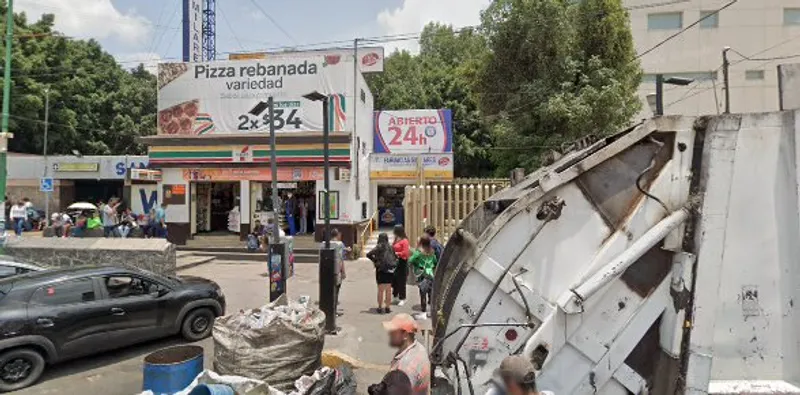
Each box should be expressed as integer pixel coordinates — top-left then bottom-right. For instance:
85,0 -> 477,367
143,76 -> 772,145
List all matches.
115,52 -> 161,74
377,0 -> 491,53
16,0 -> 152,45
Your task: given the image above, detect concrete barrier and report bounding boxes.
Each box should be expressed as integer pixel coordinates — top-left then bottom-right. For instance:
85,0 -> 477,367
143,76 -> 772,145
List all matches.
3,237 -> 177,275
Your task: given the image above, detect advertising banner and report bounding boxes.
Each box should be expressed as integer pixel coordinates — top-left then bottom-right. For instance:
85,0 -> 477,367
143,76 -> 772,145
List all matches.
182,0 -> 203,62
373,109 -> 453,154
370,154 -> 454,180
229,47 -> 385,73
163,184 -> 187,205
157,58 -> 348,135
182,167 -> 324,181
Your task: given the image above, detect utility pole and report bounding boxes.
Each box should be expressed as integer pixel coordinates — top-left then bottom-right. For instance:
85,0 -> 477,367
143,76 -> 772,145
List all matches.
43,87 -> 49,226
655,74 -> 664,116
722,46 -> 731,114
0,0 -> 14,235
267,96 -> 286,302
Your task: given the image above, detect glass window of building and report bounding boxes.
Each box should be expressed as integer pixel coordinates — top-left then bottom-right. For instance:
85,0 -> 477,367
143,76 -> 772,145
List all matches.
699,11 -> 719,28
745,70 -> 765,80
648,12 -> 683,30
784,8 -> 800,25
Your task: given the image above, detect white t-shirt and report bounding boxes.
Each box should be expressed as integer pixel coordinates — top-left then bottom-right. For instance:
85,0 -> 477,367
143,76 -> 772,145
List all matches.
10,205 -> 27,220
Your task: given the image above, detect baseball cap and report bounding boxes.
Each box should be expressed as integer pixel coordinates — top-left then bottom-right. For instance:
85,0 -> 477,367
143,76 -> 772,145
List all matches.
382,313 -> 418,333
496,355 -> 537,386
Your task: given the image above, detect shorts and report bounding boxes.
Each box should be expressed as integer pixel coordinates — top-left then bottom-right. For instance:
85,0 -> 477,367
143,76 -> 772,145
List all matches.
376,271 -> 394,284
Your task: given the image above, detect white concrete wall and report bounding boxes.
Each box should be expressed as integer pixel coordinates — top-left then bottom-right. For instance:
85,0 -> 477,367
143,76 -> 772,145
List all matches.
625,0 -> 800,117
160,168 -> 190,223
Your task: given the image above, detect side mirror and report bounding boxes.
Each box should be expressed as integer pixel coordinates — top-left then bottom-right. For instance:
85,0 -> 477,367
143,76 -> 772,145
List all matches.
157,288 -> 170,297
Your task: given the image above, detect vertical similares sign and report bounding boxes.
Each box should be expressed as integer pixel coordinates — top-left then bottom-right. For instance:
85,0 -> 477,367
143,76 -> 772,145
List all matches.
182,0 -> 203,62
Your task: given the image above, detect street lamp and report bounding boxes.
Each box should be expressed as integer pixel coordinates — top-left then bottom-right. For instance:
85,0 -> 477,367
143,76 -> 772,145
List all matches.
650,74 -> 694,116
303,90 -> 336,333
43,88 -> 50,226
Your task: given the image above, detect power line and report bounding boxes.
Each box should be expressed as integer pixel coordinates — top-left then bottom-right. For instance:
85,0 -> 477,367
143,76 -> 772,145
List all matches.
635,0 -> 738,60
729,48 -> 800,62
247,0 -> 297,45
218,5 -> 245,52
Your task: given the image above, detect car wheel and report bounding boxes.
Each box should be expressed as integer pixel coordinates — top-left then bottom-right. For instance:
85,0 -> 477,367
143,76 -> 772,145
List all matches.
181,308 -> 215,341
0,348 -> 45,392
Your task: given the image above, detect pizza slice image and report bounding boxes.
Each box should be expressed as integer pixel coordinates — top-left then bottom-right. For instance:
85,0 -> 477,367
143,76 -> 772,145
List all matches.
158,100 -> 200,135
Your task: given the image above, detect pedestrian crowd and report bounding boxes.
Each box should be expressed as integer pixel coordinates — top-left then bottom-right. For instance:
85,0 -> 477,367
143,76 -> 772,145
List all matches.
366,224 -> 441,319
43,197 -> 169,239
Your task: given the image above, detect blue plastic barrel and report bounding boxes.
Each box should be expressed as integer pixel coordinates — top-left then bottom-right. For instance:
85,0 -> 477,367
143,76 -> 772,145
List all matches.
142,345 -> 204,394
188,384 -> 235,395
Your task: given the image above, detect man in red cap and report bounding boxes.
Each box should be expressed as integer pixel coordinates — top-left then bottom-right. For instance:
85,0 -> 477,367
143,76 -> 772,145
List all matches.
383,313 -> 430,395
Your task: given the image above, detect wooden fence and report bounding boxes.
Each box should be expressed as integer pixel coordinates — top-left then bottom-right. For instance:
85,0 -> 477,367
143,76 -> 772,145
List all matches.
403,181 -> 509,244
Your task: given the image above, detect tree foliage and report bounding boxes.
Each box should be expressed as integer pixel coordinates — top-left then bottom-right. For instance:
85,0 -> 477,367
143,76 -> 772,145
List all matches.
480,0 -> 641,174
368,24 -> 494,177
369,0 -> 641,176
0,5 -> 156,156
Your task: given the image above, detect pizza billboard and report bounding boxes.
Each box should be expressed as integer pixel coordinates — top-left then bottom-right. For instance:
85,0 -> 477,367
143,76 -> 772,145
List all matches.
157,58 -> 350,135
229,47 -> 385,73
373,109 -> 453,154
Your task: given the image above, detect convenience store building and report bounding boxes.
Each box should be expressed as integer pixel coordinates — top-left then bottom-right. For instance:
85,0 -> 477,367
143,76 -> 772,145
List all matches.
141,55 -> 374,245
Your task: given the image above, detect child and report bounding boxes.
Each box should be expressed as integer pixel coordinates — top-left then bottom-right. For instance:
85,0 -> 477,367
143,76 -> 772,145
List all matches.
408,234 -> 437,319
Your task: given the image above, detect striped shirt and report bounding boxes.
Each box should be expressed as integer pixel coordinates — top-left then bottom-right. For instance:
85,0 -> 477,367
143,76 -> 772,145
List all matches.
390,341 -> 430,395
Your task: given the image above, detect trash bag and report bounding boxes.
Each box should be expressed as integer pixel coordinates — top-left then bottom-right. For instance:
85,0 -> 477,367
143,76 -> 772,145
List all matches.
332,365 -> 357,395
295,366 -> 356,395
213,302 -> 326,391
138,370 -> 280,395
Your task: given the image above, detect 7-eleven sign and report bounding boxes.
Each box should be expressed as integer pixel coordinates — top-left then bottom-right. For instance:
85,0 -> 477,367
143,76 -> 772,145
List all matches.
235,146 -> 253,162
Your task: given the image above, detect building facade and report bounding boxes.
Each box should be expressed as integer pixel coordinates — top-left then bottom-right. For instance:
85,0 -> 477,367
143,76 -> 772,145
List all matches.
6,154 -> 148,212
142,56 -> 374,245
626,0 -> 800,116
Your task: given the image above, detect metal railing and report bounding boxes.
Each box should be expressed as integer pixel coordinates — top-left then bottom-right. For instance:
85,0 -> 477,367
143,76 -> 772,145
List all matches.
357,209 -> 378,257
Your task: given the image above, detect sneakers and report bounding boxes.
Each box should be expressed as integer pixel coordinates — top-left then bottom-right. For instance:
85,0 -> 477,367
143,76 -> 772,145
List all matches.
414,312 -> 429,320
397,300 -> 406,307
392,297 -> 399,305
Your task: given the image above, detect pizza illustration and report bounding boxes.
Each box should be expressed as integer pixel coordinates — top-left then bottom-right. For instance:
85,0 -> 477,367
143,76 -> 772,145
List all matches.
157,63 -> 189,89
158,100 -> 200,135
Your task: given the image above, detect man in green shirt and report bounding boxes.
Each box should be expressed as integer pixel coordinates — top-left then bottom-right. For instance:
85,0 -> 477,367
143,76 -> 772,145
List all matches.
408,235 -> 437,319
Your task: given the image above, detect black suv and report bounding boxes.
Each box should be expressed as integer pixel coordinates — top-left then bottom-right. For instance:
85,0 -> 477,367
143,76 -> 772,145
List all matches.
0,266 -> 226,392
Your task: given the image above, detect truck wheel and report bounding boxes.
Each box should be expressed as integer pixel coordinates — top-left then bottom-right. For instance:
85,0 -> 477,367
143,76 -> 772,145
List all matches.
0,348 -> 45,392
181,308 -> 215,341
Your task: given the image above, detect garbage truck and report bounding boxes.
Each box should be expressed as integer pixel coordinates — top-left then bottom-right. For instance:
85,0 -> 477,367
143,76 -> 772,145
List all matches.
430,113 -> 800,395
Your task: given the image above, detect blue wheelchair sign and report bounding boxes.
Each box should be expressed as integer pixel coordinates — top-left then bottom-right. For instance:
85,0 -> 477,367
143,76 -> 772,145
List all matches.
40,177 -> 54,192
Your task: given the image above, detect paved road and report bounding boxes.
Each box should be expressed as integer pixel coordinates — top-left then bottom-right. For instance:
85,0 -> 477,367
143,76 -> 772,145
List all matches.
12,259 -> 427,395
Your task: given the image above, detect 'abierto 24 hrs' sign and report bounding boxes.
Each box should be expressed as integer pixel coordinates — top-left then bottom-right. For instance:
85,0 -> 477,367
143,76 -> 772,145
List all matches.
373,109 -> 453,154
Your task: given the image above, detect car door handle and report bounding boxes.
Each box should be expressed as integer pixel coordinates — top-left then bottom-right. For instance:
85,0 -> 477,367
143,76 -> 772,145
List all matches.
110,308 -> 126,316
36,318 -> 54,328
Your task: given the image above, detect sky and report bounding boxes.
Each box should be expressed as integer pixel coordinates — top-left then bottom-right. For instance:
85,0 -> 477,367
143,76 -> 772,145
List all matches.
14,0 -> 492,72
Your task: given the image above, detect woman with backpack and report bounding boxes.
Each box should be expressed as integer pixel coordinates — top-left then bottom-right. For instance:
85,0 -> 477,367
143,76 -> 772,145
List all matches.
367,233 -> 397,314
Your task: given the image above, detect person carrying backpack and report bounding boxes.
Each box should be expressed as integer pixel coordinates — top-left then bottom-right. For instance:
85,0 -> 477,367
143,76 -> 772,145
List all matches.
367,233 -> 397,314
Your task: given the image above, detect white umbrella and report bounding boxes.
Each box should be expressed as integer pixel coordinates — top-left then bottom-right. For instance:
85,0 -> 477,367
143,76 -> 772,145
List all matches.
67,202 -> 97,211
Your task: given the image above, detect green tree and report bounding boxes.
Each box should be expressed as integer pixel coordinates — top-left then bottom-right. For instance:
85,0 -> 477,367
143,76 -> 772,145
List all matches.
480,0 -> 641,174
368,23 -> 493,177
0,5 -> 156,156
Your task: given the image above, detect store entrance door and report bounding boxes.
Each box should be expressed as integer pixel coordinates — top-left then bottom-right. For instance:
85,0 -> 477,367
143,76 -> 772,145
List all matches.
210,182 -> 239,232
377,185 -> 406,228
194,182 -> 239,234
